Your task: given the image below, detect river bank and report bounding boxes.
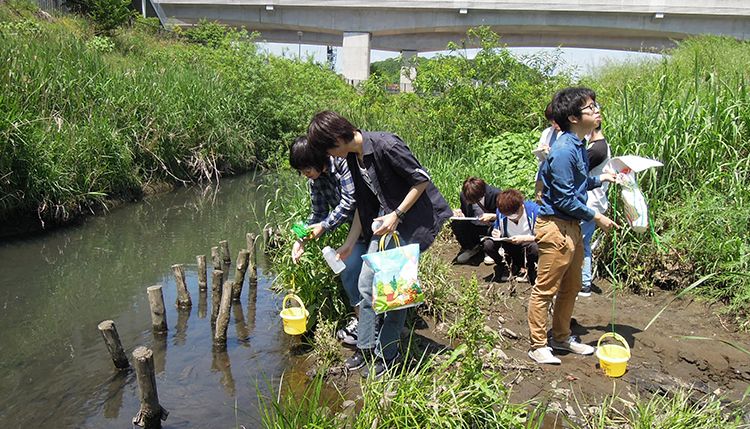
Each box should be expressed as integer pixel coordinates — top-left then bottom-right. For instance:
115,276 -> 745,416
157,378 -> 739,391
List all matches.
278,235 -> 750,427
4,4 -> 750,316
0,174 -> 304,428
0,180 -> 177,239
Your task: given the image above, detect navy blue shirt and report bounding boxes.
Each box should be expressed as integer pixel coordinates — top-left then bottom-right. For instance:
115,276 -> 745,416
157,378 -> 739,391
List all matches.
347,131 -> 452,251
538,132 -> 602,221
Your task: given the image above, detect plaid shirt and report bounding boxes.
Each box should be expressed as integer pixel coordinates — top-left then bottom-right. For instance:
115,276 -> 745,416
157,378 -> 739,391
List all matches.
308,156 -> 356,232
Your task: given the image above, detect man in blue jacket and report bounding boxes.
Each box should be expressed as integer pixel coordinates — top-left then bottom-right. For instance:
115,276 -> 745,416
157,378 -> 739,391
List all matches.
528,87 -> 618,365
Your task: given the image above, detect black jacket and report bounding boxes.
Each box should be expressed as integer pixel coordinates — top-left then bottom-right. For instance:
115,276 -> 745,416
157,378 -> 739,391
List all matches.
347,131 -> 452,251
459,184 -> 501,224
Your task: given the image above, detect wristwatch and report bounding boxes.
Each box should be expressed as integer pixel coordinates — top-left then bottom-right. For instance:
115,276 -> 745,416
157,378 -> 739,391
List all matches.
395,208 -> 405,219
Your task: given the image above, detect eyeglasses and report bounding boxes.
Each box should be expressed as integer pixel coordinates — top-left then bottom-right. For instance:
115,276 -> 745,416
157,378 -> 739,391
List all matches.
579,102 -> 601,114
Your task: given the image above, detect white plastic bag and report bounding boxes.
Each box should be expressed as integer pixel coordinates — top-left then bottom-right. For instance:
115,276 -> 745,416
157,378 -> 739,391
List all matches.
609,156 -> 663,234
619,173 -> 649,233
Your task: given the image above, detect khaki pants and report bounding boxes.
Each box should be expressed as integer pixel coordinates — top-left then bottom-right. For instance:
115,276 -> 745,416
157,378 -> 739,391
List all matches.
528,216 -> 584,349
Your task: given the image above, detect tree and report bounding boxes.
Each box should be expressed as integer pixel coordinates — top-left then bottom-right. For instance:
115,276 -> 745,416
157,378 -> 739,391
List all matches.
86,0 -> 132,34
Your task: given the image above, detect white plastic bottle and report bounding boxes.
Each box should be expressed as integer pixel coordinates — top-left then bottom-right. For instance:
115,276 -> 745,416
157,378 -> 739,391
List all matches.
322,246 -> 346,274
371,219 -> 383,233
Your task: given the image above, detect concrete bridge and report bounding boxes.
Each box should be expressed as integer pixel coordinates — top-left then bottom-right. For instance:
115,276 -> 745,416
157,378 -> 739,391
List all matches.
148,0 -> 750,87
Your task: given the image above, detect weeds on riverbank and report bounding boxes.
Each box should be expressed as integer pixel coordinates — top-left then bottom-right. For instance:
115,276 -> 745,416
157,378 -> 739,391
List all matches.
581,389 -> 747,429
259,374 -> 342,428
589,36 -> 750,321
0,8 -> 352,226
261,277 -> 543,428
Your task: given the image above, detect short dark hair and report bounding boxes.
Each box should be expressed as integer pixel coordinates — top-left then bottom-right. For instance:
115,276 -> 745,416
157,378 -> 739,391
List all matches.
289,136 -> 326,172
462,177 -> 486,203
550,87 -> 596,132
544,102 -> 554,121
496,189 -> 525,215
307,111 -> 356,151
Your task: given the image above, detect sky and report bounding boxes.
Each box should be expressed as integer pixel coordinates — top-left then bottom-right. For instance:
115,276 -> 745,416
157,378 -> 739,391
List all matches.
257,42 -> 662,77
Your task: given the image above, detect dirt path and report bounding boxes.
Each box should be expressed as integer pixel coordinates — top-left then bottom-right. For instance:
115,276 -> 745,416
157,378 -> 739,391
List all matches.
427,239 -> 750,408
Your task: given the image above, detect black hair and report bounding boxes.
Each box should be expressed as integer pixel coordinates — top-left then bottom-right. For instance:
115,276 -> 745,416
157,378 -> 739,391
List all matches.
307,111 -> 356,151
550,87 -> 596,132
462,177 -> 487,203
289,136 -> 326,172
544,102 -> 554,121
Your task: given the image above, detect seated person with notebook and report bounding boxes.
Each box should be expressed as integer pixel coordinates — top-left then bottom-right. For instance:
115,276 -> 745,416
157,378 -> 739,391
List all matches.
452,177 -> 501,264
483,189 -> 539,285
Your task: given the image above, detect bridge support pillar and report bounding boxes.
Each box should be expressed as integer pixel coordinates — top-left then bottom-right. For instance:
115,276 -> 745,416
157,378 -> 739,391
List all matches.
342,32 -> 371,85
400,50 -> 418,93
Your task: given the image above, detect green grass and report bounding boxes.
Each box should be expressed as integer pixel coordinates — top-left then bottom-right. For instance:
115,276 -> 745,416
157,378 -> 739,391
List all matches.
583,389 -> 747,429
0,9 -> 353,225
586,36 -> 750,319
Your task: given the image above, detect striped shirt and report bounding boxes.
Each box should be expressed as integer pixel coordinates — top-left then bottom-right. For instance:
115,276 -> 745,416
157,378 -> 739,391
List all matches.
308,156 -> 356,232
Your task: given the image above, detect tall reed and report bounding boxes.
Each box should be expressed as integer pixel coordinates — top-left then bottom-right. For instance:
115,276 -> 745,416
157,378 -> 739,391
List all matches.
589,36 -> 750,317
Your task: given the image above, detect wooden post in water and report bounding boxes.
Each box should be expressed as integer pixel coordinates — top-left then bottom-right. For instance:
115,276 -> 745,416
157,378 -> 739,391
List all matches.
219,240 -> 231,265
245,233 -> 254,256
211,246 -> 223,284
98,320 -> 129,370
196,255 -> 207,292
213,281 -> 234,349
171,264 -> 192,309
232,301 -> 250,341
210,270 -> 223,325
211,246 -> 222,270
262,227 -> 271,251
146,285 -> 168,333
231,249 -> 250,301
246,233 -> 257,286
132,346 -> 169,428
198,289 -> 207,319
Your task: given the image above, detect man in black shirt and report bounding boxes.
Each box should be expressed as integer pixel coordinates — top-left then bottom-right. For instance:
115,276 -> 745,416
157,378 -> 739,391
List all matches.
308,111 -> 452,378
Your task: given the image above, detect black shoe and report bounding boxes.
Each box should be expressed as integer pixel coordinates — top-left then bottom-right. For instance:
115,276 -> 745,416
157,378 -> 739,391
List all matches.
360,353 -> 401,379
344,348 -> 372,371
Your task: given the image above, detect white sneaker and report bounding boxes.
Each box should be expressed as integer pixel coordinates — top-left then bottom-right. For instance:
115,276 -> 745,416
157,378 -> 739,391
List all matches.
456,247 -> 480,264
549,336 -> 595,355
483,255 -> 495,265
528,347 -> 561,364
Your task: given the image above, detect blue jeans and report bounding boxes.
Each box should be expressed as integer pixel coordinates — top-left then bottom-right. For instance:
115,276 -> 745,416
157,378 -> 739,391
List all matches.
581,218 -> 597,289
340,240 -> 367,307
357,236 -> 407,360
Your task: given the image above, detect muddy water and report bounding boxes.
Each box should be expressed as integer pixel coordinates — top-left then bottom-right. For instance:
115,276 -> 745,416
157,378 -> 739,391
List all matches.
0,174 -> 308,428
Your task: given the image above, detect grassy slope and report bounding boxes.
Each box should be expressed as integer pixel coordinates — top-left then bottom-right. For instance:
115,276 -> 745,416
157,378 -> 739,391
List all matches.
0,5 -> 353,229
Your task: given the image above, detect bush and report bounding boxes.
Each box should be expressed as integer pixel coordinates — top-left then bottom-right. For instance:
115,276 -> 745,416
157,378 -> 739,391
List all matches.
86,0 -> 132,34
85,34 -> 114,52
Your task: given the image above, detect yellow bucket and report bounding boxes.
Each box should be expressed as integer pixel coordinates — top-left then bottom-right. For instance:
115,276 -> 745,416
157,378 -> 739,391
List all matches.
279,294 -> 309,335
596,332 -> 631,377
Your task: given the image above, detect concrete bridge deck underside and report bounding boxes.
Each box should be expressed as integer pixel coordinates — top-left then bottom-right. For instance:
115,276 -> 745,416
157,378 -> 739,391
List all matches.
155,1 -> 750,51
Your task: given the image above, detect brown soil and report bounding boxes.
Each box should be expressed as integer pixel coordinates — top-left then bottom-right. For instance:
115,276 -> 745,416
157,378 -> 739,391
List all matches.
324,237 -> 749,420
425,238 -> 750,408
